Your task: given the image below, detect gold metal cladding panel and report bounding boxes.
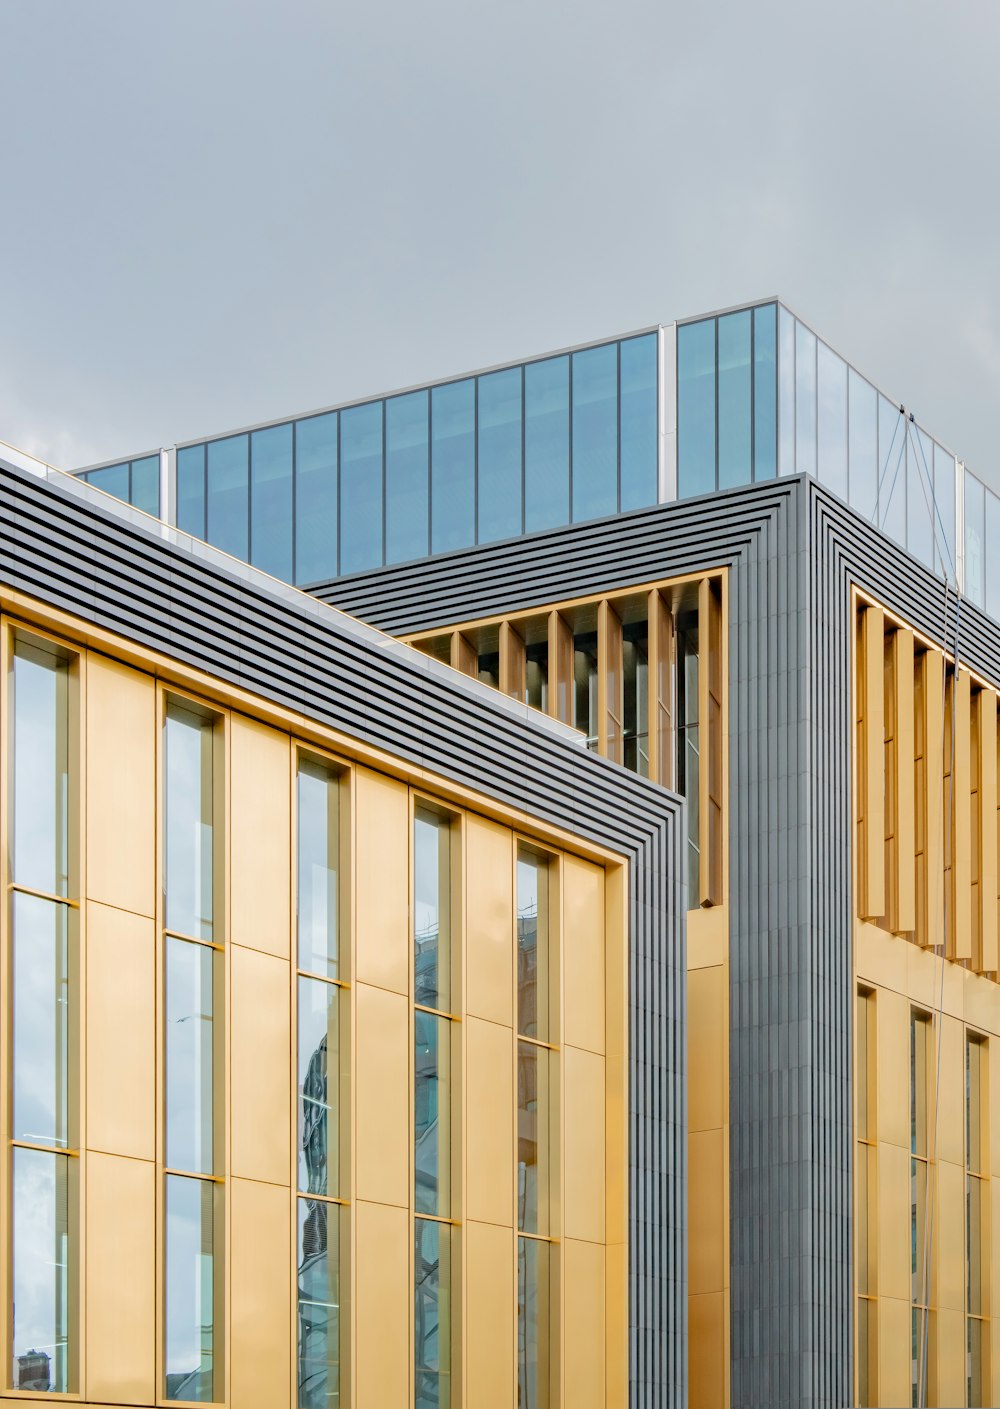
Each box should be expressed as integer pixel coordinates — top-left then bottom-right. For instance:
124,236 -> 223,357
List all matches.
953,669 -> 973,960
499,618 -> 525,700
876,1139 -> 909,1305
936,1159 -> 965,1312
688,966 -> 724,1134
979,688 -> 999,971
921,648 -> 945,947
230,945 -> 291,1188
354,1200 -> 410,1409
874,984 -> 908,1152
230,715 -> 292,960
563,1045 -> 606,1245
464,816 -> 514,1029
993,1178 -> 1000,1403
230,1176 -> 291,1409
562,855 -> 606,1056
688,1292 -> 725,1409
562,1238 -> 606,1409
877,1295 -> 910,1408
85,653 -> 156,917
354,767 -> 409,995
688,1129 -> 725,1298
464,1219 -> 514,1408
892,628 -> 916,934
861,604 -> 886,919
84,1151 -> 156,1405
354,982 -> 409,1208
465,1015 -> 514,1227
86,900 -> 156,1162
936,1305 -> 965,1408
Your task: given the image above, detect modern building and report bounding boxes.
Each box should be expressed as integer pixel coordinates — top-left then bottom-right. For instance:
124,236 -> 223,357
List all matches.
5,294 -> 1000,1409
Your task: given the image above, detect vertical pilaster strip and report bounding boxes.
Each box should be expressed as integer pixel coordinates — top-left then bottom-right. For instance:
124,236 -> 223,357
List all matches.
498,619 -> 525,700
952,668 -> 972,959
450,631 -> 477,677
698,577 -> 723,906
647,589 -> 674,791
893,629 -> 916,933
922,649 -> 945,947
599,598 -> 623,765
976,689 -> 997,973
861,604 -> 885,919
548,610 -> 573,726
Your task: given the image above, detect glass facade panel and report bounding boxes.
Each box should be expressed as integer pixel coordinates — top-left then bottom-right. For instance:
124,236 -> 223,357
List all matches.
906,428 -> 935,572
339,401 -> 383,575
986,489 -> 1000,623
816,341 -> 848,499
414,808 -> 450,1012
677,319 -> 715,497
525,640 -> 548,712
415,1219 -> 451,1409
524,357 -> 569,532
165,1174 -> 216,1402
12,637 -> 70,897
934,443 -> 957,581
517,1235 -> 549,1409
164,702 -> 215,941
177,444 -> 206,539
297,759 -> 340,978
87,462 -> 129,500
623,620 -> 649,776
297,1198 -> 340,1409
965,471 -> 986,609
571,342 -> 618,521
619,333 -> 658,510
385,390 -> 430,565
165,935 -> 215,1176
848,370 -> 878,521
12,1146 -> 72,1393
12,893 -> 69,1148
415,1010 -> 450,1217
573,630 -> 599,749
477,367 -> 523,543
778,305 -> 795,474
431,379 -> 475,555
794,321 -> 816,476
968,1315 -> 982,1409
295,413 -> 338,586
517,853 -> 549,1041
131,455 -> 161,516
206,434 -> 249,561
879,395 -> 906,547
298,976 -> 340,1198
753,304 -> 777,481
250,422 -> 293,581
517,1040 -> 549,1236
717,310 -> 751,490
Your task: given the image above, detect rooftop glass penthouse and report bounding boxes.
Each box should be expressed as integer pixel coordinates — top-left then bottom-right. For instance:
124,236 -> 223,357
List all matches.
76,298 -> 996,611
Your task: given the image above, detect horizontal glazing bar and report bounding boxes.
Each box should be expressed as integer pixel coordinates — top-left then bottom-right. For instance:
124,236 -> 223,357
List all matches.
296,968 -> 350,989
10,1139 -> 80,1158
163,928 -> 224,952
8,882 -> 78,909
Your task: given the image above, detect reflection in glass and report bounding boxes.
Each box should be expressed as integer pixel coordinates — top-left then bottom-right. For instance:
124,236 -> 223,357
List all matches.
298,976 -> 340,1197
857,1296 -> 870,1408
13,893 -> 70,1147
752,305 -> 777,480
848,370 -> 877,521
965,471 -> 986,609
878,396 -> 906,547
432,380 -> 475,554
386,390 -> 430,565
12,637 -> 70,897
339,401 -> 383,575
676,619 -> 700,900
777,306 -> 795,474
794,321 -> 816,476
477,367 -> 523,544
517,1235 -> 549,1409
165,702 -> 215,941
906,429 -> 935,572
295,413 -> 338,586
177,444 -> 207,539
573,630 -> 599,749
12,1147 -> 71,1393
415,1219 -> 450,1409
517,853 -> 548,1040
911,1012 -> 928,1157
251,422 -> 294,581
415,1011 -> 450,1217
297,759 -> 340,977
131,455 -> 161,516
517,1040 -> 549,1235
297,1198 -> 340,1409
166,936 -> 215,1175
165,1175 -> 216,1402
623,620 -> 650,775
206,434 -> 249,561
87,461 -> 129,500
571,342 -> 618,521
968,1315 -> 982,1409
933,443 -> 956,579
677,319 -> 715,497
414,809 -> 450,1011
525,357 -> 569,532
619,333 -> 658,510
717,310 -> 751,489
816,341 -> 847,499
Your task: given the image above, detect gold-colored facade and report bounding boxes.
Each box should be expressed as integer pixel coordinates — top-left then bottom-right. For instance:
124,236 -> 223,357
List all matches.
0,591 -> 628,1409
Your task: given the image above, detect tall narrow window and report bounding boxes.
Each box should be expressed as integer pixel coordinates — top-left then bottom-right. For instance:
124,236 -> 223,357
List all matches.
911,1011 -> 932,1408
623,619 -> 650,776
676,614 -> 700,901
8,637 -> 77,1394
857,989 -> 877,1407
414,807 -> 455,1409
295,757 -> 345,1409
517,849 -> 556,1409
573,629 -> 599,751
163,700 -> 220,1403
966,1036 -> 987,1409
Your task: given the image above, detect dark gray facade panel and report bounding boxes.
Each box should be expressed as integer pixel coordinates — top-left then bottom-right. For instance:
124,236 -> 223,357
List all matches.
0,461 -> 688,1409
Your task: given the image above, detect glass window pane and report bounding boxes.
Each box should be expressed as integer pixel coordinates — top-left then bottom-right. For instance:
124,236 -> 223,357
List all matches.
911,1156 -> 928,1299
339,401 -> 383,575
676,619 -> 700,900
717,310 -> 751,490
517,1040 -> 550,1235
164,702 -> 215,941
250,422 -> 293,581
297,760 -> 340,977
623,620 -> 650,776
386,390 -> 429,565
165,1175 -> 216,1402
295,413 -> 338,586
965,471 -> 986,609
414,809 -> 450,1011
911,1012 -> 928,1156
878,396 -> 906,547
130,455 -> 160,516
968,1314 -> 982,1409
967,1039 -> 982,1172
206,434 -> 249,560
12,1147 -> 72,1393
415,1010 -> 451,1217
298,976 -> 341,1198
816,342 -> 848,499
166,936 -> 215,1175
848,371 -> 878,521
571,342 -> 618,521
517,853 -> 549,1040
857,1296 -> 870,1408
12,638 -> 70,896
415,1219 -> 451,1409
934,443 -> 957,582
677,319 -> 715,497
794,321 -> 816,476
13,893 -> 70,1148
573,630 -> 599,749
778,305 -> 795,474
176,444 -> 206,539
525,639 -> 548,712
986,492 -> 1000,623
431,380 -> 475,554
906,429 -> 935,572
87,462 -> 129,501
524,356 -> 569,532
968,1174 -> 983,1315
477,367 -> 523,543
517,1236 -> 549,1409
297,1198 -> 341,1409
620,334 -> 658,509
753,305 -> 777,481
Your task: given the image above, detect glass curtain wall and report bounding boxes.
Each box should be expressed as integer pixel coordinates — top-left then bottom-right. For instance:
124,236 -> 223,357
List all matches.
79,454 -> 161,516
163,700 -> 221,1403
8,636 -> 77,1394
295,757 -> 345,1409
966,1036 -> 987,1408
911,1011 -> 933,1408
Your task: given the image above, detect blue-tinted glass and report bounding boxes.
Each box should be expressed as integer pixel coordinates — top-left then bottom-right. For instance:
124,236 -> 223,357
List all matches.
177,445 -> 206,538
250,423 -> 293,581
933,443 -> 956,579
878,396 -> 906,545
131,455 -> 160,516
985,490 -> 1000,621
571,342 -> 617,520
778,306 -> 795,474
524,356 -> 569,532
339,402 -> 383,575
906,428 -> 934,571
619,334 -> 657,509
816,341 -> 847,498
206,435 -> 249,560
88,462 -> 129,502
677,319 -> 715,497
965,471 -> 985,608
752,305 -> 777,480
431,380 -> 475,554
848,371 -> 878,520
794,321 -> 816,476
477,367 -> 522,542
717,311 -> 751,489
295,413 -> 337,585
386,391 -> 429,565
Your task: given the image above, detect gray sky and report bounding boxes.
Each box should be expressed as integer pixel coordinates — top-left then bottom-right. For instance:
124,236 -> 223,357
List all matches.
2,0 -> 999,486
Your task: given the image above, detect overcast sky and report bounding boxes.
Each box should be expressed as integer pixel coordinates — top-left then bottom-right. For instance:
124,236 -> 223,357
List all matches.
1,0 -> 998,488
